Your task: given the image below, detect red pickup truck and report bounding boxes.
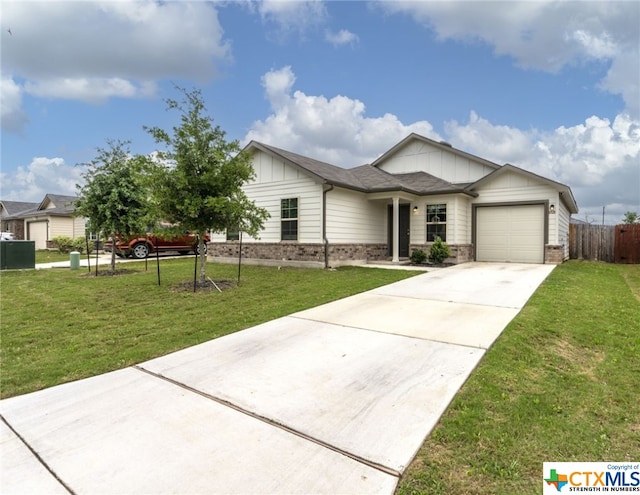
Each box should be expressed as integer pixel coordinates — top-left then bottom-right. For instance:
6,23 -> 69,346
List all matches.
104,232 -> 210,259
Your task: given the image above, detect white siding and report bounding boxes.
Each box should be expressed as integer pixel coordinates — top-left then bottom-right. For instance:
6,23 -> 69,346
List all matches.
377,140 -> 495,183
212,150 -> 323,243
472,171 -> 558,244
557,200 -> 571,259
409,195 -> 472,245
49,217 -> 85,239
326,188 -> 386,243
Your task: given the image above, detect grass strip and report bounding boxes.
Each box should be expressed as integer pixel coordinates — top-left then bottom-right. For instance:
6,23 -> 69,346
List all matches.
397,261 -> 640,494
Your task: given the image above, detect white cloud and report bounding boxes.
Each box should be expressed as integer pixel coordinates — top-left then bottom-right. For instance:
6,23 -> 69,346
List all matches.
246,0 -> 327,40
378,1 -> 640,116
246,66 -> 638,224
24,78 -> 157,104
325,29 -> 359,47
445,111 -> 640,224
0,157 -> 85,202
0,77 -> 28,133
246,66 -> 441,166
0,0 -> 230,131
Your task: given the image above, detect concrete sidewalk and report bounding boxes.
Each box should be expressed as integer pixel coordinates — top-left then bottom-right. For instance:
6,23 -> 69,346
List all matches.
0,262 -> 555,494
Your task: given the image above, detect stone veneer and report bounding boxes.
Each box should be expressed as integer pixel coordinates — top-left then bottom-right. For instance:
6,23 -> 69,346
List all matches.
208,242 -> 476,267
544,244 -> 565,264
207,242 -> 388,268
209,242 -> 565,266
409,243 -> 474,264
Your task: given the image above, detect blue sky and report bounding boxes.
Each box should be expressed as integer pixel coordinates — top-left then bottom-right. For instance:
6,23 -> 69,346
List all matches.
1,0 -> 638,224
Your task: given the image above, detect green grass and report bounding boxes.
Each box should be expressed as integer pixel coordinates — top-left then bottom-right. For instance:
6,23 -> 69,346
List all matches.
0,260 -> 418,398
35,249 -> 74,263
397,261 -> 640,495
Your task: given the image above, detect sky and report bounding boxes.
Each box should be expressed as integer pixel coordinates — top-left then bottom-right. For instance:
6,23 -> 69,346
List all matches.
1,0 -> 639,225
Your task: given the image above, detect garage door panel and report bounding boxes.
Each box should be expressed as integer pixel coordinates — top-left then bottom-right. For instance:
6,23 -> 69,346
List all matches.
476,205 -> 544,263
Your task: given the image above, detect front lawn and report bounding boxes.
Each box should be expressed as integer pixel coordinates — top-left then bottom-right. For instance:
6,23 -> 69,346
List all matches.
0,260 -> 418,398
398,261 -> 640,494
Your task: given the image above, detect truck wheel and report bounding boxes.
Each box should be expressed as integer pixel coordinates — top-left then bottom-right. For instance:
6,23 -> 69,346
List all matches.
132,242 -> 150,259
195,243 -> 207,255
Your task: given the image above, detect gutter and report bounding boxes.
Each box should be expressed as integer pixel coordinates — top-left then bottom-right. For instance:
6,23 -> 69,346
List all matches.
323,184 -> 334,269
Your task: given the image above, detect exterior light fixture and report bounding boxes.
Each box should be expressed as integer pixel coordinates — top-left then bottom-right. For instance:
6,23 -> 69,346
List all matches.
549,204 -> 556,214
413,206 -> 419,214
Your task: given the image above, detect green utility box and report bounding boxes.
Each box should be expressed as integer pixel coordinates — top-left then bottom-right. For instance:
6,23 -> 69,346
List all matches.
0,241 -> 36,270
70,251 -> 80,270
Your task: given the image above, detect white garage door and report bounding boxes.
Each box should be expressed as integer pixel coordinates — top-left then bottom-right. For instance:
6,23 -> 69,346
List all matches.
476,205 -> 545,263
28,221 -> 49,250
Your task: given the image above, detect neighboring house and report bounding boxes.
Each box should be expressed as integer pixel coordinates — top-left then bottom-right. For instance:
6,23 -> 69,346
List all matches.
0,201 -> 39,240
0,194 -> 84,249
209,133 -> 578,267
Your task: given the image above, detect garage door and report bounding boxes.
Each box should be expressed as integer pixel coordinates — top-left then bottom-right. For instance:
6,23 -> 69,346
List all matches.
476,205 -> 545,263
28,221 -> 48,250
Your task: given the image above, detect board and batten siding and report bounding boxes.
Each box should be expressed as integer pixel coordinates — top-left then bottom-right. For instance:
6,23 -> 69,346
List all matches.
210,150 -> 323,243
471,170 -> 559,243
377,140 -> 495,183
325,188 -> 386,243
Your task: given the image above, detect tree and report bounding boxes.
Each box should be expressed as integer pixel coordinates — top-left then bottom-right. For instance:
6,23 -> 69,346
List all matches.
622,211 -> 638,224
75,140 -> 154,273
145,87 -> 269,284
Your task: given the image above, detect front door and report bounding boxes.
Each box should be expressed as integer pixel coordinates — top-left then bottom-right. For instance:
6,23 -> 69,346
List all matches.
388,204 -> 410,258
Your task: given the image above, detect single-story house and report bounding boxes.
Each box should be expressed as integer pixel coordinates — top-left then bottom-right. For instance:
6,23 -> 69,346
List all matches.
208,133 -> 578,268
0,194 -> 84,249
0,201 -> 39,240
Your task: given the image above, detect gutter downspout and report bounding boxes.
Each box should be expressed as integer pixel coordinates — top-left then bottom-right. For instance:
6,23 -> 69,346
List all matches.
323,184 -> 334,269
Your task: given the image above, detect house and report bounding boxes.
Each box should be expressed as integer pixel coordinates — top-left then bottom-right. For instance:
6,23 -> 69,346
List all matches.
0,194 -> 84,249
208,133 -> 579,267
0,201 -> 39,240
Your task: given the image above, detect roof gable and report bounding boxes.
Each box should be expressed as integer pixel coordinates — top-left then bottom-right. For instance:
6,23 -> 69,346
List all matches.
38,194 -> 77,214
469,164 -> 579,213
371,133 -> 501,173
247,141 -> 475,196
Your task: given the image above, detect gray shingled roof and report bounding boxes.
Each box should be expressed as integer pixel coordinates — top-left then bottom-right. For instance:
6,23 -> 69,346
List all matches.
39,194 -> 78,215
0,201 -> 39,218
250,141 -> 475,196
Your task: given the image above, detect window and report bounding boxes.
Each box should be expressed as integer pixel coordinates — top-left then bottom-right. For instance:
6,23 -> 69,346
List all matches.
426,204 -> 446,242
281,198 -> 298,241
226,228 -> 240,241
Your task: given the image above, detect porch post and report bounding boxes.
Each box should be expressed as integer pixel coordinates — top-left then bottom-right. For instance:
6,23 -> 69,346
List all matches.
392,197 -> 400,262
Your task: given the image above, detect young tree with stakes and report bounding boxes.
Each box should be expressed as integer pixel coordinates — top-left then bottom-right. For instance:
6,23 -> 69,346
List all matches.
145,87 -> 269,285
75,140 -> 154,273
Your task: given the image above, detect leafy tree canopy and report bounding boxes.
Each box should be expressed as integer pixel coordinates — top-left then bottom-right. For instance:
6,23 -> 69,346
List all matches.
144,87 -> 269,282
75,140 -> 155,272
622,211 -> 638,224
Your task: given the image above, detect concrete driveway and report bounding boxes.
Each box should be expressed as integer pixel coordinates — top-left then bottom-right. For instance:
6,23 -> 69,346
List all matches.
0,262 -> 555,494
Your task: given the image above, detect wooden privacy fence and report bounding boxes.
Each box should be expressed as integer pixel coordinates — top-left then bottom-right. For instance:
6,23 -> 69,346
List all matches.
615,224 -> 640,263
570,224 -> 640,263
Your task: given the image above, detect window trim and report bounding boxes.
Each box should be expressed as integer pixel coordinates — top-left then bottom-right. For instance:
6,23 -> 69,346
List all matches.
426,203 -> 447,242
280,197 -> 299,241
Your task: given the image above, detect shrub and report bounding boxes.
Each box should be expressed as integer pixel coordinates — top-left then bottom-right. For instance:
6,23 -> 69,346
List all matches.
410,249 -> 428,264
51,236 -> 85,254
428,237 -> 450,264
71,237 -> 86,253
